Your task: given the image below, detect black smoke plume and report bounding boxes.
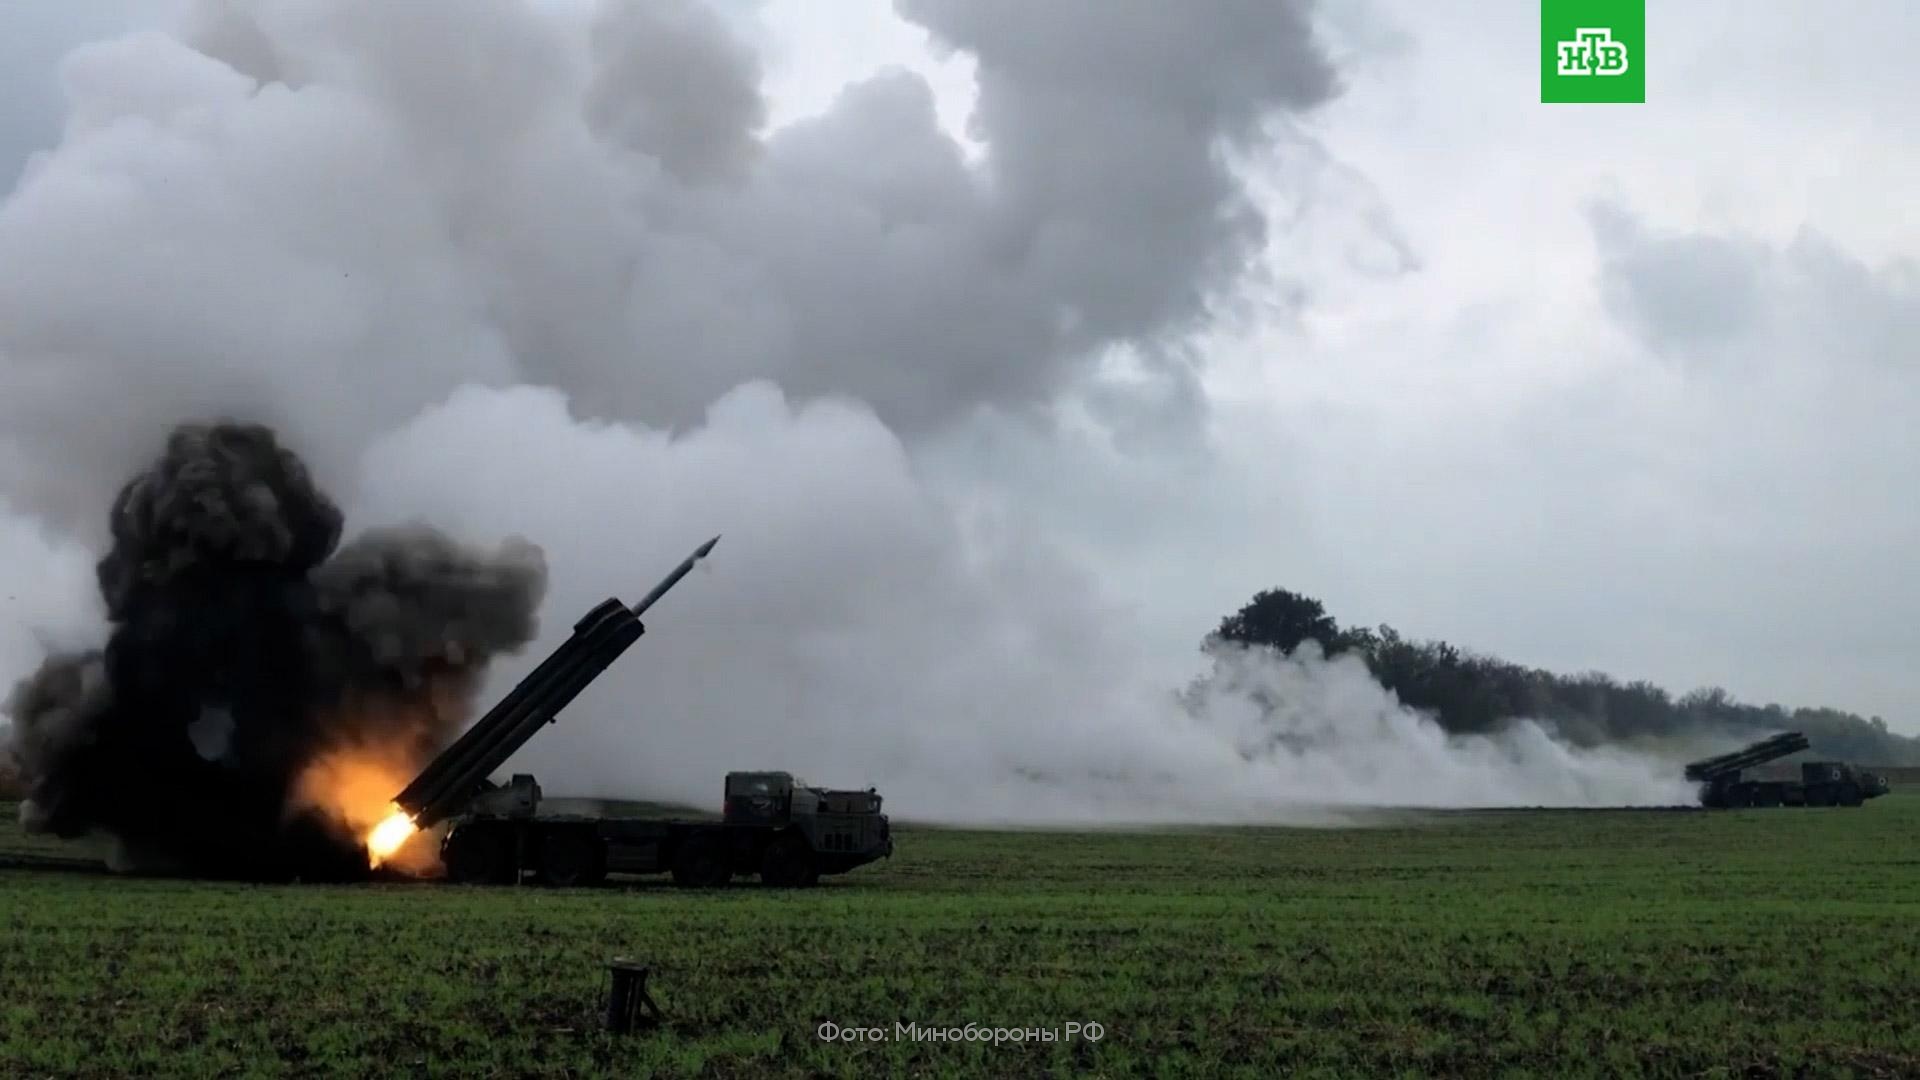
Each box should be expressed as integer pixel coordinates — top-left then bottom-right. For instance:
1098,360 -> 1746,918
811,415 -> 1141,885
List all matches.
2,421 -> 545,879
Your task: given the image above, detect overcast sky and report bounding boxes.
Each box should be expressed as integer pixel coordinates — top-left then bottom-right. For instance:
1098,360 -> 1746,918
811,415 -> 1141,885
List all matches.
754,0 -> 1920,727
0,0 -> 1913,742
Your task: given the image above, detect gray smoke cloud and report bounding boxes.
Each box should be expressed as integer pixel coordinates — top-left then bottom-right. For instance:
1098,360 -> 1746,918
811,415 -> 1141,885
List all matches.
583,0 -> 767,185
0,0 -> 1692,828
0,0 -> 1343,529
310,525 -> 546,687
3,422 -> 546,875
4,650 -> 109,831
95,420 -> 344,619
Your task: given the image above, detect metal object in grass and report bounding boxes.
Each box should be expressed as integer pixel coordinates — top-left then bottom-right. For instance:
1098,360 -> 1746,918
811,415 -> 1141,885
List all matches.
605,958 -> 665,1033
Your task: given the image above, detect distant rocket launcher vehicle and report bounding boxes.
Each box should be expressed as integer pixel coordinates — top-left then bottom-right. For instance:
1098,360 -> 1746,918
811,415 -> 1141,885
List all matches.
387,536 -> 720,834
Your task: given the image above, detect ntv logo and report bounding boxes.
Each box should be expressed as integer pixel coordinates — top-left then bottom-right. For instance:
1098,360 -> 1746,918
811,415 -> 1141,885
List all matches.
1541,1 -> 1644,103
1556,28 -> 1629,76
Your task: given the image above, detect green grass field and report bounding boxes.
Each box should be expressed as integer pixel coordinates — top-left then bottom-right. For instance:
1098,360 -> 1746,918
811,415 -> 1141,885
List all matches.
3,797 -> 1918,1078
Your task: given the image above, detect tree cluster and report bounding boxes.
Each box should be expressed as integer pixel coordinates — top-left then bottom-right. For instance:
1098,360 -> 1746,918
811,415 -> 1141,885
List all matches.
1209,588 -> 1920,764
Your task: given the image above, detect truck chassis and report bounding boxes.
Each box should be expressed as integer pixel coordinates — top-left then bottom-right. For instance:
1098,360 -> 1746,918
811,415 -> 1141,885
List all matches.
1686,732 -> 1890,809
443,814 -> 888,887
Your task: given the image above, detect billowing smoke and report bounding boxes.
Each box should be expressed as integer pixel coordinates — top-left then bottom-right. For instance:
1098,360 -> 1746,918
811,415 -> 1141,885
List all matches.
3,422 -> 544,877
346,383 -> 1694,820
0,0 -> 1693,846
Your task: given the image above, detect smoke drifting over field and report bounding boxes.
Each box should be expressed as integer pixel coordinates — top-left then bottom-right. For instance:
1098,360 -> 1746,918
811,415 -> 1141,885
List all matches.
0,0 -> 1695,849
352,386 -> 1695,821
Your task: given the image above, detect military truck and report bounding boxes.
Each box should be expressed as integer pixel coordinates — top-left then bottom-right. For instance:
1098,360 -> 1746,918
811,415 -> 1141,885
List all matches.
1685,731 -> 1891,809
371,537 -> 894,888
438,770 -> 891,887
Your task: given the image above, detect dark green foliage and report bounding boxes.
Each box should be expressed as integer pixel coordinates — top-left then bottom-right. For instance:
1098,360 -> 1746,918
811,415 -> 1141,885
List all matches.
1211,589 -> 1920,762
1207,589 -> 1349,657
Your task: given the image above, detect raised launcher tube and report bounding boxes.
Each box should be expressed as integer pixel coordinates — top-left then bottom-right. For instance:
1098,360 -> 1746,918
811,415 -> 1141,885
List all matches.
1683,731 -> 1810,783
391,535 -> 719,832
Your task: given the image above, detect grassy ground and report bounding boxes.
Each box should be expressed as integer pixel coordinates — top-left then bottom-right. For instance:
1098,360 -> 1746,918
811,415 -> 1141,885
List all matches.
2,797 -> 1917,1078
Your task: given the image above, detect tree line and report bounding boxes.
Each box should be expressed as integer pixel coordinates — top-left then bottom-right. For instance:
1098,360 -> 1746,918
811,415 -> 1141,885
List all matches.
1209,588 -> 1920,765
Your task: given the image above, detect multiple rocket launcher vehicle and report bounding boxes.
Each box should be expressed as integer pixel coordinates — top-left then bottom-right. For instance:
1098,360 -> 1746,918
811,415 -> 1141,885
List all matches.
374,536 -> 893,887
370,535 -> 1889,881
1683,731 -> 1890,809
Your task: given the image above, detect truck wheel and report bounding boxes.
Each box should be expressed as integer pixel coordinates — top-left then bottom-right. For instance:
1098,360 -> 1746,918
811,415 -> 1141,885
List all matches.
445,828 -> 512,885
538,829 -> 604,887
760,834 -> 818,888
1839,783 -> 1863,807
671,836 -> 732,888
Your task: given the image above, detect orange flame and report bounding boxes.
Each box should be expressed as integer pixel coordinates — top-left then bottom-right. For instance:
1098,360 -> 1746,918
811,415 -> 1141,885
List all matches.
289,682 -> 476,875
366,807 -> 419,865
292,744 -> 440,874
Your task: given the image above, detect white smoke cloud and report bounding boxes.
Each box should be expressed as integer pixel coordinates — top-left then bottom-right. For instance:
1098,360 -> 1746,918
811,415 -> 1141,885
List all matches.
0,0 -> 1696,821
0,506 -> 101,700
345,382 -> 1695,819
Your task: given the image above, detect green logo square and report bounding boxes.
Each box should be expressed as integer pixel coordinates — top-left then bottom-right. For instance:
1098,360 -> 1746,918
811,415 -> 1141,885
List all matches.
1542,0 -> 1644,103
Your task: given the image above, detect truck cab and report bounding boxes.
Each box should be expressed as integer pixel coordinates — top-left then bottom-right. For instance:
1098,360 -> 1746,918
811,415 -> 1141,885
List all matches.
723,770 -> 893,880
1799,761 -> 1889,806
723,771 -> 792,825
